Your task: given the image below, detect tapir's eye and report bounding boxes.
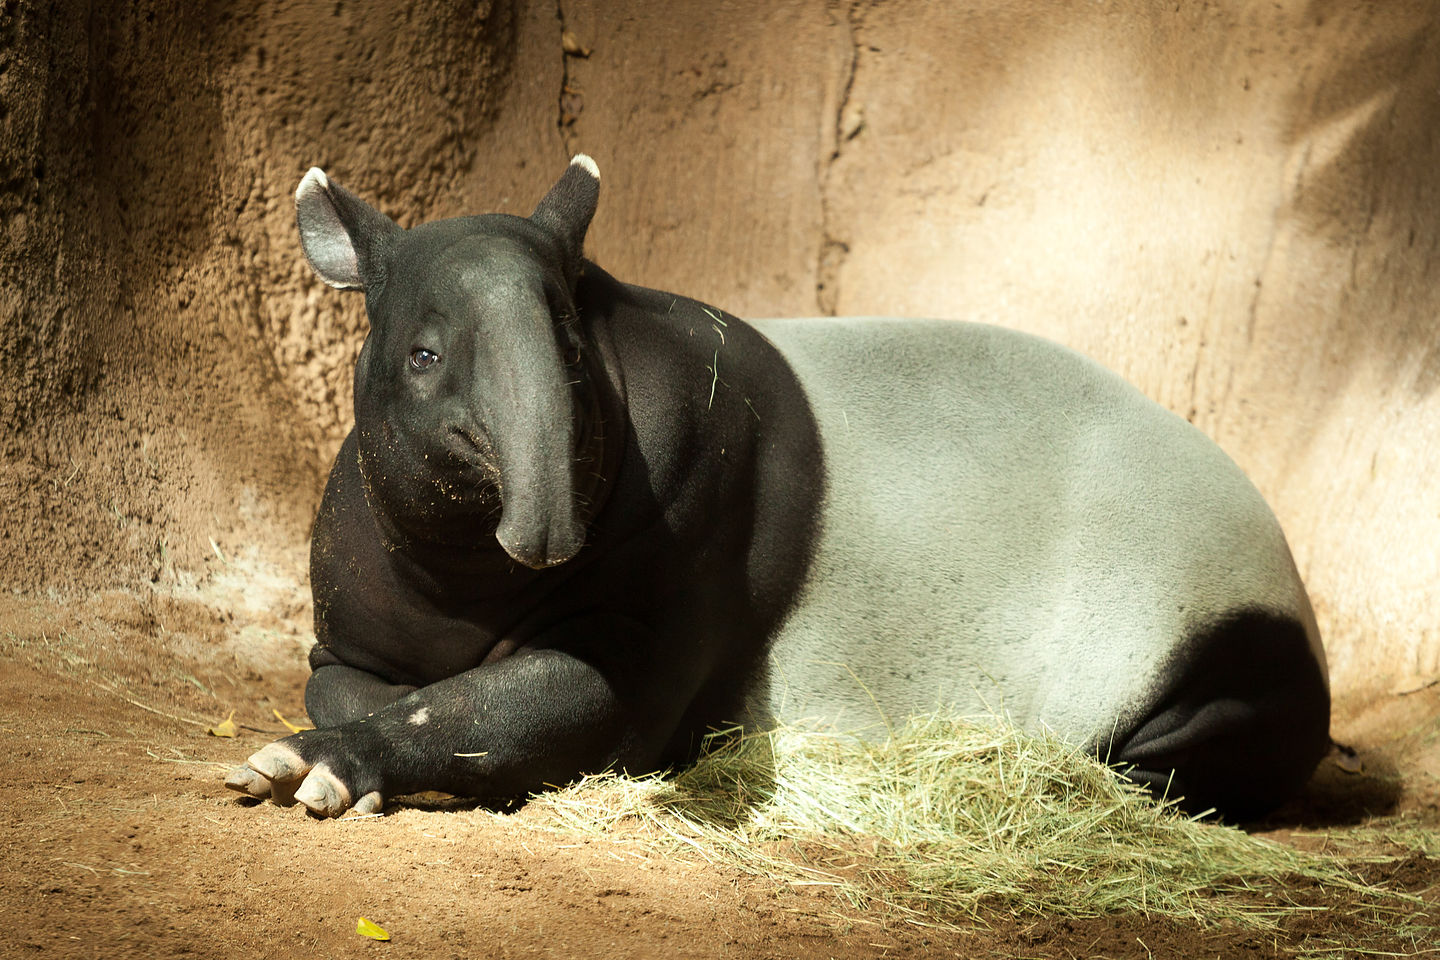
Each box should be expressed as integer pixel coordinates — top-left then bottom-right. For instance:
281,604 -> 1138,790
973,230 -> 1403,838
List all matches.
409,348 -> 441,371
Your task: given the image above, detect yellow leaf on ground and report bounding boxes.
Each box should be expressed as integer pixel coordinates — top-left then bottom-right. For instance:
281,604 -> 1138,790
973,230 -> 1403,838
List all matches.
273,708 -> 313,733
207,710 -> 239,738
356,917 -> 390,941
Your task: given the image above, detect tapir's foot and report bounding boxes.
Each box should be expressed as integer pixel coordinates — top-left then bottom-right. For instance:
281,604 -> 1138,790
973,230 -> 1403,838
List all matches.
225,733 -> 385,818
1113,611 -> 1330,821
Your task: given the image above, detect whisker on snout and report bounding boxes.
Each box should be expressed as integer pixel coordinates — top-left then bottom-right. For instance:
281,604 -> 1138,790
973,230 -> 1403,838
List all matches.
468,476 -> 502,504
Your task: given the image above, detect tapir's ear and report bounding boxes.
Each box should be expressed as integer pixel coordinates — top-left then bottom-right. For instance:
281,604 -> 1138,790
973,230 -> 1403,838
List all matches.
294,167 -> 399,291
530,154 -> 600,277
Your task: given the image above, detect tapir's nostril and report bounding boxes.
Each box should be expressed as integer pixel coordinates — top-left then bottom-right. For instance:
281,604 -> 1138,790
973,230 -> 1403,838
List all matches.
449,425 -> 497,463
496,522 -> 584,569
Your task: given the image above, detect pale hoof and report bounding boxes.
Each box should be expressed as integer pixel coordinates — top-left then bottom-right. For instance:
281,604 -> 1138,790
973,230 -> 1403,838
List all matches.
245,742 -> 306,782
350,791 -> 385,816
224,765 -> 271,799
294,765 -> 352,818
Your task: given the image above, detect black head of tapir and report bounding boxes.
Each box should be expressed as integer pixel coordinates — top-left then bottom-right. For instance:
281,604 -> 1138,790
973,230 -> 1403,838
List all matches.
294,157 -> 603,568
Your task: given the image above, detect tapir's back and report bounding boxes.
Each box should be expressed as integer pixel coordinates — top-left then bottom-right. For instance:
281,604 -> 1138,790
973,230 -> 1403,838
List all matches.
748,317 -> 1323,750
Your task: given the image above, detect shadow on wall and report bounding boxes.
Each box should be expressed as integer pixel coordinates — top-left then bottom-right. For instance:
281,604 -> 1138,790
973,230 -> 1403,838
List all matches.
0,0 -> 531,590
1279,1 -> 1440,400
84,1 -> 227,361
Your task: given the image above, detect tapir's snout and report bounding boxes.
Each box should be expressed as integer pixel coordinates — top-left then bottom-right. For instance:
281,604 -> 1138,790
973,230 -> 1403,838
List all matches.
493,424 -> 585,567
485,335 -> 586,570
496,512 -> 586,569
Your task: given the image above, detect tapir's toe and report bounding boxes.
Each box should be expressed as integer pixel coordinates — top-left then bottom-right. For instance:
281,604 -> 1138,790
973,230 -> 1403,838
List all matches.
224,765 -> 272,799
227,742 -> 311,807
246,742 -> 307,783
227,730 -> 382,817
294,764 -> 352,818
351,791 -> 385,816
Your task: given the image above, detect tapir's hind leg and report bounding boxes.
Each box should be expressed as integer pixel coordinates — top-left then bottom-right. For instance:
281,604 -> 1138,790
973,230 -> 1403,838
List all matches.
304,646 -> 418,727
1110,610 -> 1330,821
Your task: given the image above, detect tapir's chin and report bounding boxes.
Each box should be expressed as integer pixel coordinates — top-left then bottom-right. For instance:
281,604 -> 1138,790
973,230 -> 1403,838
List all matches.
495,514 -> 586,569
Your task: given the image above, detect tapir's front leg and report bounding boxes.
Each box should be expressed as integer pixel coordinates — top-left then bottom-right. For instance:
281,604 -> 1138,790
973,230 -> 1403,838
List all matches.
226,624 -> 680,817
223,663 -> 416,810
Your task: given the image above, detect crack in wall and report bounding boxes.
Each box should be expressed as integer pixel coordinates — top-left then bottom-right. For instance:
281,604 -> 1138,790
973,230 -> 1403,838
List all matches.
555,1 -> 584,158
816,2 -> 864,316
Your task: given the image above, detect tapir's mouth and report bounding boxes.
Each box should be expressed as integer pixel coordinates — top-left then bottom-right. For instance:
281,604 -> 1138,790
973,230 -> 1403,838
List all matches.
446,425 -> 499,474
437,426 -> 504,522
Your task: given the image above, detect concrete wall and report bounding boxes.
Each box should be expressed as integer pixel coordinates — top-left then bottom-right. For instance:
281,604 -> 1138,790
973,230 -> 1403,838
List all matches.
3,0 -> 1436,702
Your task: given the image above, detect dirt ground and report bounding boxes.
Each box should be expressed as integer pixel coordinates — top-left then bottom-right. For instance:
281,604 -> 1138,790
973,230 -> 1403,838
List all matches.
2,583 -> 1436,960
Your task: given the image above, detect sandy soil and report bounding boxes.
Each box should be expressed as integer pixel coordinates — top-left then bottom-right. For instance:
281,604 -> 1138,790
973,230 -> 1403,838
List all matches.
3,586 -> 1436,959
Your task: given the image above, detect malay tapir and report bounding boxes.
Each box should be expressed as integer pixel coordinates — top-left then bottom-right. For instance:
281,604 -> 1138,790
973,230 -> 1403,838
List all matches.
226,155 -> 1330,821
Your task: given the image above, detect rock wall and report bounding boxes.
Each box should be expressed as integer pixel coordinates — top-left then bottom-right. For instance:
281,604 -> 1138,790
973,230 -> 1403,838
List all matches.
2,0 -> 1437,703
0,0 -> 557,586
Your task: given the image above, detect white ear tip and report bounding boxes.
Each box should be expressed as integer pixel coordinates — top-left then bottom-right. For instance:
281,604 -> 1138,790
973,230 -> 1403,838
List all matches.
296,166 -> 330,203
569,154 -> 599,181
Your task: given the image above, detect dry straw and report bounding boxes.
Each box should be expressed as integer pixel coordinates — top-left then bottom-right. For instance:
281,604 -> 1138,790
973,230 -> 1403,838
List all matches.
503,714 -> 1424,930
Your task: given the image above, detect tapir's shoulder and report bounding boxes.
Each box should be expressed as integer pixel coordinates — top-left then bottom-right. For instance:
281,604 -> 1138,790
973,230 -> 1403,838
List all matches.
308,432 -> 393,670
575,267 -> 816,447
571,268 -> 823,612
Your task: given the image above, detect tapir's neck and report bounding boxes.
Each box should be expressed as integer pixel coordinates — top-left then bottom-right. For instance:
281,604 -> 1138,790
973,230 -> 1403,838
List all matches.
568,270 -> 628,537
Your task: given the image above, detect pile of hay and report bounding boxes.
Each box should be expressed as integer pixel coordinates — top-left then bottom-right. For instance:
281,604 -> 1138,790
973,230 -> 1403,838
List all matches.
505,715 -> 1417,929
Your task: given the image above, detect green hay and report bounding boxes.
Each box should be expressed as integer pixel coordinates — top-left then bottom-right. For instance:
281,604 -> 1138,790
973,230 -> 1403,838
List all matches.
504,714 -> 1428,930
1295,813 -> 1440,860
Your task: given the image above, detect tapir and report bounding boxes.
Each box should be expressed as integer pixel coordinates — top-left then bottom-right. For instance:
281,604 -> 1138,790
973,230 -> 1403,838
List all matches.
226,155 -> 1330,821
